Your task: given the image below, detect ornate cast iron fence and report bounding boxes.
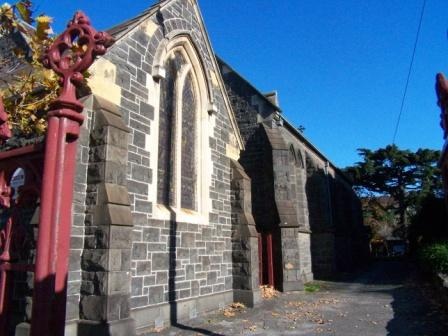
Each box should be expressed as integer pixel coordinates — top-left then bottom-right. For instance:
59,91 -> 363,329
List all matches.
0,143 -> 43,334
0,11 -> 113,336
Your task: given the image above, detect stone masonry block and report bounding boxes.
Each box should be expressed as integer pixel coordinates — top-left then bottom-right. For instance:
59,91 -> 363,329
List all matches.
90,145 -> 128,166
147,286 -> 164,305
133,130 -> 146,148
82,249 -> 108,271
140,101 -> 154,120
94,204 -> 133,226
152,253 -> 169,271
108,271 -> 131,295
136,261 -> 151,276
100,183 -> 131,206
109,249 -> 123,271
181,232 -> 195,248
143,227 -> 160,242
91,126 -> 129,149
88,161 -> 128,185
81,295 -> 107,320
109,225 -> 133,249
135,200 -> 152,213
132,243 -> 147,260
131,164 -> 152,183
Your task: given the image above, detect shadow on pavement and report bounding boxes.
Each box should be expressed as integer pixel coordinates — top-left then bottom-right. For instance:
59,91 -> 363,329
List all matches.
324,259 -> 448,336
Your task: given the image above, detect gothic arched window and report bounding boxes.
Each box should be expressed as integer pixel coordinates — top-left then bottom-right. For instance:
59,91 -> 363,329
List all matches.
297,149 -> 305,169
180,72 -> 197,210
157,49 -> 199,211
289,144 -> 297,165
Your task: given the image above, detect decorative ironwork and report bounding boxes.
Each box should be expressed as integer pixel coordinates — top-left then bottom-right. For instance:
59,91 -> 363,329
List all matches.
42,11 -> 114,112
436,73 -> 448,139
0,148 -> 42,334
0,174 -> 37,263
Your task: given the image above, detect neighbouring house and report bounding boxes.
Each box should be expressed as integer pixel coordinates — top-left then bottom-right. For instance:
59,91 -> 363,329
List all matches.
0,0 -> 368,335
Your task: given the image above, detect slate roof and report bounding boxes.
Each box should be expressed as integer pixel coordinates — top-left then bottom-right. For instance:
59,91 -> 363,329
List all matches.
0,30 -> 32,87
106,1 -> 161,40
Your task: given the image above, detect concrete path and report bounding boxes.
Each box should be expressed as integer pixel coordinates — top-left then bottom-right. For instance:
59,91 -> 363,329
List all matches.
147,260 -> 448,335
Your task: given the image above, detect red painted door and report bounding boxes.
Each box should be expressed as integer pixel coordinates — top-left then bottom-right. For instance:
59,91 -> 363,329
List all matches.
258,232 -> 275,288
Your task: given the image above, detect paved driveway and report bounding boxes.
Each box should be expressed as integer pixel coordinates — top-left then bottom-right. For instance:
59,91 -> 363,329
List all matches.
147,260 -> 448,335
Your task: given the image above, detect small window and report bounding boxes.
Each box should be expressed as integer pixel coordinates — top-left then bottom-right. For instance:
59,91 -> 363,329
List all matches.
289,145 -> 297,165
297,149 -> 305,169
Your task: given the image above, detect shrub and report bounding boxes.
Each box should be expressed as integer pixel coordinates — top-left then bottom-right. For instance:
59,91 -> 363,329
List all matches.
419,241 -> 448,274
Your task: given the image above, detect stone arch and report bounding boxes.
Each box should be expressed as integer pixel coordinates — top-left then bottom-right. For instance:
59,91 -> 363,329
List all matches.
152,34 -> 214,109
151,34 -> 212,222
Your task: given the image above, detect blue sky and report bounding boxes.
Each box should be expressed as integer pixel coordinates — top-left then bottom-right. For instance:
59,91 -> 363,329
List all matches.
32,0 -> 448,167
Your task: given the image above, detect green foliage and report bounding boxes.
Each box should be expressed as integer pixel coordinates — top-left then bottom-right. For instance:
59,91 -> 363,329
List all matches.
0,1 -> 57,136
408,195 -> 448,251
418,241 -> 448,274
304,282 -> 321,293
345,145 -> 442,239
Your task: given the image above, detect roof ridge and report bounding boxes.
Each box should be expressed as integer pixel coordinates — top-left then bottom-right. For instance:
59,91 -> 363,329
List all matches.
106,1 -> 161,39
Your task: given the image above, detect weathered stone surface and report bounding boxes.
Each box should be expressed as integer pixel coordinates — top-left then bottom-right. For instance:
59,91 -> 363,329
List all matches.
147,286 -> 164,305
94,204 -> 133,226
181,232 -> 195,248
230,160 -> 260,306
140,101 -> 154,120
132,243 -> 147,260
134,200 -> 152,213
152,253 -> 169,271
100,183 -> 131,205
80,93 -> 135,332
142,227 -> 160,242
131,164 -> 152,183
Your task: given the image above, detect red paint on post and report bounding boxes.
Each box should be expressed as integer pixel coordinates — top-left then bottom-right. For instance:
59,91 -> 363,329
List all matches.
266,233 -> 275,288
258,232 -> 276,288
30,11 -> 114,336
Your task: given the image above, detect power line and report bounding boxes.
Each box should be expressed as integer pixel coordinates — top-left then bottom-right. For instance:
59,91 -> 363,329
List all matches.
392,0 -> 427,144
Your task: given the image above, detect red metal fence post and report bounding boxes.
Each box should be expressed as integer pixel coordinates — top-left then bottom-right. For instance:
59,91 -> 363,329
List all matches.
30,12 -> 113,336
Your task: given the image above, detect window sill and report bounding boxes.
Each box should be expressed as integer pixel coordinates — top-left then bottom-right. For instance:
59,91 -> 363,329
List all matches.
153,204 -> 208,225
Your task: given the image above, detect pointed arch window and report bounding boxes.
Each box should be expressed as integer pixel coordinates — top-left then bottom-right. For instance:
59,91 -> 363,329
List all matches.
157,50 -> 198,211
180,72 -> 197,210
297,149 -> 305,169
289,144 -> 298,165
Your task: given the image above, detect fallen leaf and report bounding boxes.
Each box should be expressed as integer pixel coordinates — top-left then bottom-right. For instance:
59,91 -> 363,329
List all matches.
260,285 -> 279,299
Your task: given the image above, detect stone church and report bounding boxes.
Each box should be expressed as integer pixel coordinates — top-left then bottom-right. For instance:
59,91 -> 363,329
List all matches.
0,0 -> 368,334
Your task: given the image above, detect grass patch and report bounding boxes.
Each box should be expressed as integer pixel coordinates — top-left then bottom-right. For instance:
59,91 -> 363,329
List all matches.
304,282 -> 321,293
